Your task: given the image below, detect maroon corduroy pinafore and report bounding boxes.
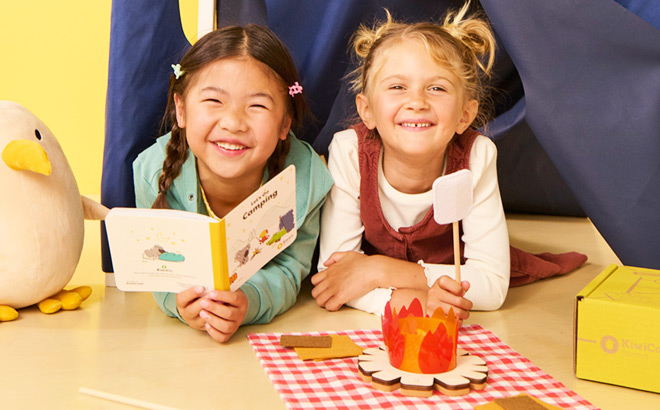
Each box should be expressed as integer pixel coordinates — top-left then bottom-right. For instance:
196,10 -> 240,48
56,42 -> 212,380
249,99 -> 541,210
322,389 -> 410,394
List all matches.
354,122 -> 588,286
357,122 -> 475,265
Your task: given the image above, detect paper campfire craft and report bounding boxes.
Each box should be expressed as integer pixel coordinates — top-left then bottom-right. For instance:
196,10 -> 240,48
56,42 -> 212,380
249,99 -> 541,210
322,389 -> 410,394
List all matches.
358,298 -> 488,397
382,298 -> 458,374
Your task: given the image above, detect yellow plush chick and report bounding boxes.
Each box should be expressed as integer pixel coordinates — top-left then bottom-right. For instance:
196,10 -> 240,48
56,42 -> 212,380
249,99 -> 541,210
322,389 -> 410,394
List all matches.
0,101 -> 105,321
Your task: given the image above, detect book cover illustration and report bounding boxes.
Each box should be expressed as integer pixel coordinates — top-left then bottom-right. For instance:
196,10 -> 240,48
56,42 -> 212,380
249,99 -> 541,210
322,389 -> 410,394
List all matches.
106,165 -> 296,293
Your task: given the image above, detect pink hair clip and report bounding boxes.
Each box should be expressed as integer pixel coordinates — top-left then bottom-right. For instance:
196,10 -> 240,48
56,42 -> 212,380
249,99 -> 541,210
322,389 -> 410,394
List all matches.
288,81 -> 303,97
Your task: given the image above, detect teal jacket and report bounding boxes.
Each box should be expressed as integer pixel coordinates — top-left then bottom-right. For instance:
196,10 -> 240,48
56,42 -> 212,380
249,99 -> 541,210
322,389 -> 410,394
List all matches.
133,132 -> 333,325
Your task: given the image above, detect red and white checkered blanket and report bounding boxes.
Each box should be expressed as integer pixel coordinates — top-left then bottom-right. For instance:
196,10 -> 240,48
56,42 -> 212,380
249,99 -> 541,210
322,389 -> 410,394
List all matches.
248,324 -> 597,410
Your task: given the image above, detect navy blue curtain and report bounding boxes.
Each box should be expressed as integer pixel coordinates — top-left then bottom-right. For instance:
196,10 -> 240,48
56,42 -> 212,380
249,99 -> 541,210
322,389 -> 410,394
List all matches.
102,0 -> 660,270
480,0 -> 660,267
101,1 -> 190,271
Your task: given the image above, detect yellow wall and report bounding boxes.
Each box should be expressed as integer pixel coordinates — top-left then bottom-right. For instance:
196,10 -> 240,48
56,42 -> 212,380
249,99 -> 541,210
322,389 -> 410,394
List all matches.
0,1 -> 203,196
1,2 -> 111,195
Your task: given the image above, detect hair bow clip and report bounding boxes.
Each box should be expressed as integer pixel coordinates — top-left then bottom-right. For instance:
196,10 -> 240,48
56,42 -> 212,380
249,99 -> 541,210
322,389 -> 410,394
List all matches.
171,64 -> 184,79
288,81 -> 303,97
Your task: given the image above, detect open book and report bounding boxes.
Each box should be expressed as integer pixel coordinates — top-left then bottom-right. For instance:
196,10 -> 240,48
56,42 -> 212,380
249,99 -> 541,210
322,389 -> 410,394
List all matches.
105,165 -> 296,293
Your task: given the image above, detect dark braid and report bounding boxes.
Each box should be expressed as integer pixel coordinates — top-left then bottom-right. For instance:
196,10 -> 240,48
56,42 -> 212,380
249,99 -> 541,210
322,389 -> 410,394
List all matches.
152,125 -> 189,209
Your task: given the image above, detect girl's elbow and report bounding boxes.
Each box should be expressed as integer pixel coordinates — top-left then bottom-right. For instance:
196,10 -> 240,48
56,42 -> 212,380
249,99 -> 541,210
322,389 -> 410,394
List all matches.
474,287 -> 508,311
480,297 -> 505,311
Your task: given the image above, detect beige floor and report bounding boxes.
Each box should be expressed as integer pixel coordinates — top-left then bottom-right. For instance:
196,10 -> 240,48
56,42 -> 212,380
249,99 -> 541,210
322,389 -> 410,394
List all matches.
1,214 -> 658,409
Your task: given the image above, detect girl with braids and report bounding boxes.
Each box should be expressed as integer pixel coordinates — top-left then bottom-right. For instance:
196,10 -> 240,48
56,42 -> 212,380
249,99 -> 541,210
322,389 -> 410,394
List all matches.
133,25 -> 333,343
313,2 -> 586,319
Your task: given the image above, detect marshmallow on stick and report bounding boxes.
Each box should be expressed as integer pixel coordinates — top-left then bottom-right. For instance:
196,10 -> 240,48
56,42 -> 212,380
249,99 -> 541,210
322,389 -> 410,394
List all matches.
432,169 -> 473,282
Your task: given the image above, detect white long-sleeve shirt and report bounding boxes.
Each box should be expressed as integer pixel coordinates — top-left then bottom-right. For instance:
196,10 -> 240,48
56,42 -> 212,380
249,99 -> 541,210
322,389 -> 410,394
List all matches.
318,128 -> 510,314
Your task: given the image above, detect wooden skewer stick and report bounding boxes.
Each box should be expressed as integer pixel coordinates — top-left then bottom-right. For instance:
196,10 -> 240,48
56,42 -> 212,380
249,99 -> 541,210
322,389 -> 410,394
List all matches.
79,387 -> 182,410
453,221 -> 461,283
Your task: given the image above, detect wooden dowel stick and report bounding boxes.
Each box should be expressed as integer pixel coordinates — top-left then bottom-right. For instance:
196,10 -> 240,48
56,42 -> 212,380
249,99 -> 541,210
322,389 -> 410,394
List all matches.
79,387 -> 182,410
453,221 -> 461,283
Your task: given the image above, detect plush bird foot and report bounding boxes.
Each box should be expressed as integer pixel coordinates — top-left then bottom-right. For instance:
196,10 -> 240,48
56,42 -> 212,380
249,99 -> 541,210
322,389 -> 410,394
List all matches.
0,306 -> 19,322
38,285 -> 92,314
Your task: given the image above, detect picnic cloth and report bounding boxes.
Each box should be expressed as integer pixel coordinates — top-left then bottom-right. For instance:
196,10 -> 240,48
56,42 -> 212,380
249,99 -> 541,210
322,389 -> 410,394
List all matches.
248,325 -> 596,410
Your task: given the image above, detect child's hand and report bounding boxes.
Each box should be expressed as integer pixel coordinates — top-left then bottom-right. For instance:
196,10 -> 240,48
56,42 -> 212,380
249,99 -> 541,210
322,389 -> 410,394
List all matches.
199,290 -> 248,343
311,251 -> 377,311
426,276 -> 473,320
175,286 -> 248,343
176,286 -> 207,330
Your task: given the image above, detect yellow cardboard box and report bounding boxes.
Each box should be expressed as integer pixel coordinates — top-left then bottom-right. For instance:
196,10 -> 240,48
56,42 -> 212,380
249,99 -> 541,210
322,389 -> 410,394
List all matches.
575,264 -> 660,393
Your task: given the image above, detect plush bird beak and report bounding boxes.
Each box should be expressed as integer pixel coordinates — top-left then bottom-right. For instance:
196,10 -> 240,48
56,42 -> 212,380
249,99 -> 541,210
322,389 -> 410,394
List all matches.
2,139 -> 52,176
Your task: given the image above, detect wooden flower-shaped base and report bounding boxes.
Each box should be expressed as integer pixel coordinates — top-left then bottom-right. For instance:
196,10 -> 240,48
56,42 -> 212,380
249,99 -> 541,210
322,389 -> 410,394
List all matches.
358,347 -> 488,397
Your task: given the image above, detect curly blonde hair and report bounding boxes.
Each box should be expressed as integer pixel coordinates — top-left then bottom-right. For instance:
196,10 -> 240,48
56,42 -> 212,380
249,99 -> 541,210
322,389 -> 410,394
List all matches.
349,2 -> 496,130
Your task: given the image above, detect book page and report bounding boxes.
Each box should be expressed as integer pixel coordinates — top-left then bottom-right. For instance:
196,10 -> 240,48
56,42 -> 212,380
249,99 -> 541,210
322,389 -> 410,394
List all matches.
223,164 -> 297,291
106,209 -> 219,293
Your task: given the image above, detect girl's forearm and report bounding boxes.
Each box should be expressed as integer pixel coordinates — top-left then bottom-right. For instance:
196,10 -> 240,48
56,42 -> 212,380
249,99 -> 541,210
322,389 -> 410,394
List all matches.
370,255 -> 428,291
389,288 -> 428,311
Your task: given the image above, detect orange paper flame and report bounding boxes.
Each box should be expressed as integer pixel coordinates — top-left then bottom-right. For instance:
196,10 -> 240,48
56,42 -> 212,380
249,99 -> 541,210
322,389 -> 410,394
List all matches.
381,298 -> 458,373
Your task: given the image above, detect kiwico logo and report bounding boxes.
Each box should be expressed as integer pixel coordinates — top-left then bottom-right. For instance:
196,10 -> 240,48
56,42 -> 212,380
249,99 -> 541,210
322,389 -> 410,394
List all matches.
599,335 -> 660,355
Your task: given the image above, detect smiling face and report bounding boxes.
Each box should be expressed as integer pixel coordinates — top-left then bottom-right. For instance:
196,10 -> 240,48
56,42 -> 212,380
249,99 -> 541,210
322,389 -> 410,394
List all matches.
356,38 -> 477,164
174,56 -> 291,186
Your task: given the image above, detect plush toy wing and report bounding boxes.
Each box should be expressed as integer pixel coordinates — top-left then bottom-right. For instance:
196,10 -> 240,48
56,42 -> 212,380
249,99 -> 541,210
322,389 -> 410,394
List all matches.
82,195 -> 110,220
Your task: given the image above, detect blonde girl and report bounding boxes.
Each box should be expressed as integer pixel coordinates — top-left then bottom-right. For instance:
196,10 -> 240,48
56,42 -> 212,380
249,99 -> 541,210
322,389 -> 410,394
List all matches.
134,25 -> 333,342
313,3 -> 585,318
